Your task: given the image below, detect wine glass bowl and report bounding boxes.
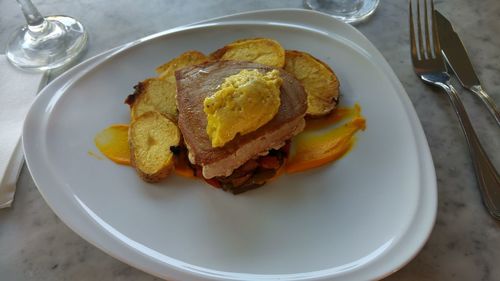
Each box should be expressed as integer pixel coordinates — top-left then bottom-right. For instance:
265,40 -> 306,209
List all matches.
304,0 -> 380,24
6,1 -> 88,71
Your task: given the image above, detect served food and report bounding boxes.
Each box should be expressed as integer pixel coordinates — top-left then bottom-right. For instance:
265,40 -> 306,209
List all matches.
209,38 -> 285,68
125,78 -> 178,121
176,61 -> 307,193
94,38 -> 366,194
156,50 -> 208,78
125,50 -> 209,121
129,111 -> 180,182
286,104 -> 365,173
94,124 -> 130,165
203,68 -> 283,148
284,50 -> 339,116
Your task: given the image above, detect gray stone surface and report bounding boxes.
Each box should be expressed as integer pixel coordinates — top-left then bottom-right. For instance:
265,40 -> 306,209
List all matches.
1,0 -> 499,280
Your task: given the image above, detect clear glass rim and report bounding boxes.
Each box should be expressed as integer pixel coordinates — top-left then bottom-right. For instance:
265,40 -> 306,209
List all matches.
303,0 -> 380,24
6,15 -> 88,72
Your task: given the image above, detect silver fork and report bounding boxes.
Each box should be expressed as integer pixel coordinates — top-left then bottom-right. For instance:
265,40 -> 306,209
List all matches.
409,0 -> 500,219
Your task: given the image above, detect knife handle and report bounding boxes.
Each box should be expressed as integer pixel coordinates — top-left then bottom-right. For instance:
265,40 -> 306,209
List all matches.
442,82 -> 500,219
470,85 -> 500,127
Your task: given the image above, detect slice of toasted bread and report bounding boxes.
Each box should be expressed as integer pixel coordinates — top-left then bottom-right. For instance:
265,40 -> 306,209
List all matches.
129,111 -> 181,182
156,50 -> 209,79
125,77 -> 178,121
209,38 -> 285,68
126,51 -> 210,121
284,50 -> 339,117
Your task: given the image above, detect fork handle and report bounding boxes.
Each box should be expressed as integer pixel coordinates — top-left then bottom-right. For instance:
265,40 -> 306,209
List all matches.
438,82 -> 500,219
470,85 -> 500,127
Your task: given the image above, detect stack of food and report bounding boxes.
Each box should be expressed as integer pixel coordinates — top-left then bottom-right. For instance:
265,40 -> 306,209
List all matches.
123,38 -> 340,194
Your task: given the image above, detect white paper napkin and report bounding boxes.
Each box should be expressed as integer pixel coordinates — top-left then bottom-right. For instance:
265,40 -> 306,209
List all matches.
0,55 -> 44,208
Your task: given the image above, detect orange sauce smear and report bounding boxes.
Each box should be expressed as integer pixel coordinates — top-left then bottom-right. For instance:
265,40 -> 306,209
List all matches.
93,104 -> 366,177
94,124 -> 131,165
94,124 -> 195,178
285,104 -> 366,173
87,150 -> 105,160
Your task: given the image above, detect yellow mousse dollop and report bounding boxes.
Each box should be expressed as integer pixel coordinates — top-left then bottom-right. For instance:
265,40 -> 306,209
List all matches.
204,69 -> 283,147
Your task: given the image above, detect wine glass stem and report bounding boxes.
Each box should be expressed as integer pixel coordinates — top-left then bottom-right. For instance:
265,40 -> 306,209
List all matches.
16,0 -> 49,34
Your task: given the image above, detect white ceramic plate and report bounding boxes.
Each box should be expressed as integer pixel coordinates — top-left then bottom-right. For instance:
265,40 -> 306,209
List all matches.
23,9 -> 436,281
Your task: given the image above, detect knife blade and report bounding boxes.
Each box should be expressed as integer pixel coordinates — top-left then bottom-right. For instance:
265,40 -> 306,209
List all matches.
435,11 -> 479,88
435,10 -> 500,126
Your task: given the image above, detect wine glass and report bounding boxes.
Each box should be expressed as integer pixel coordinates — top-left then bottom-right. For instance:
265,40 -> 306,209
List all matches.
303,0 -> 380,24
6,0 -> 88,71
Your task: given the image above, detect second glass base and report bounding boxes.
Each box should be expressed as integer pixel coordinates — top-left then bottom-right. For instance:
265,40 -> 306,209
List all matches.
304,0 -> 380,24
6,15 -> 88,72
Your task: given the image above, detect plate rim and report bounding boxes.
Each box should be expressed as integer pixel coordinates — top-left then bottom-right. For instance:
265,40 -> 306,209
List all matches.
23,9 -> 437,281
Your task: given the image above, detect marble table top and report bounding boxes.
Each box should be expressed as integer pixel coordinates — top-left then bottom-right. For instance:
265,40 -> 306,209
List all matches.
1,0 -> 499,280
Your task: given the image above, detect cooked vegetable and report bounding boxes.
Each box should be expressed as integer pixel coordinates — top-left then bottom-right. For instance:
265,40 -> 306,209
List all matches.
126,51 -> 209,121
156,50 -> 209,78
284,50 -> 340,116
125,77 -> 178,121
129,111 -> 181,182
210,38 -> 285,68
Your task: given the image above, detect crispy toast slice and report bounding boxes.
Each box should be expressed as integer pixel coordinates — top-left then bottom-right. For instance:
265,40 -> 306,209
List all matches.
209,38 -> 285,68
129,111 -> 181,182
284,50 -> 339,116
125,77 -> 178,121
156,50 -> 209,79
125,51 -> 209,121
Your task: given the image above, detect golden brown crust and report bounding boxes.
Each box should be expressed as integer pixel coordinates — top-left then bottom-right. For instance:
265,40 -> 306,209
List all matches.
126,51 -> 211,122
129,111 -> 180,183
124,81 -> 144,106
130,156 -> 173,183
126,78 -> 179,121
208,38 -> 285,68
156,50 -> 209,78
208,47 -> 227,62
284,50 -> 340,117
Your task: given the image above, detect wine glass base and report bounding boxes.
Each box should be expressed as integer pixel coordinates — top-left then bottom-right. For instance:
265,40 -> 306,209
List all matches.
304,0 -> 380,24
6,15 -> 88,72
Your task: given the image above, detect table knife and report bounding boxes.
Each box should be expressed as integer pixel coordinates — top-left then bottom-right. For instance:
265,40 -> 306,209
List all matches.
435,10 -> 500,126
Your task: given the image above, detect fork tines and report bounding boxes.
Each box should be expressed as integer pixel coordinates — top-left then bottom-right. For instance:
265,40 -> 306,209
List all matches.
409,0 -> 440,62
